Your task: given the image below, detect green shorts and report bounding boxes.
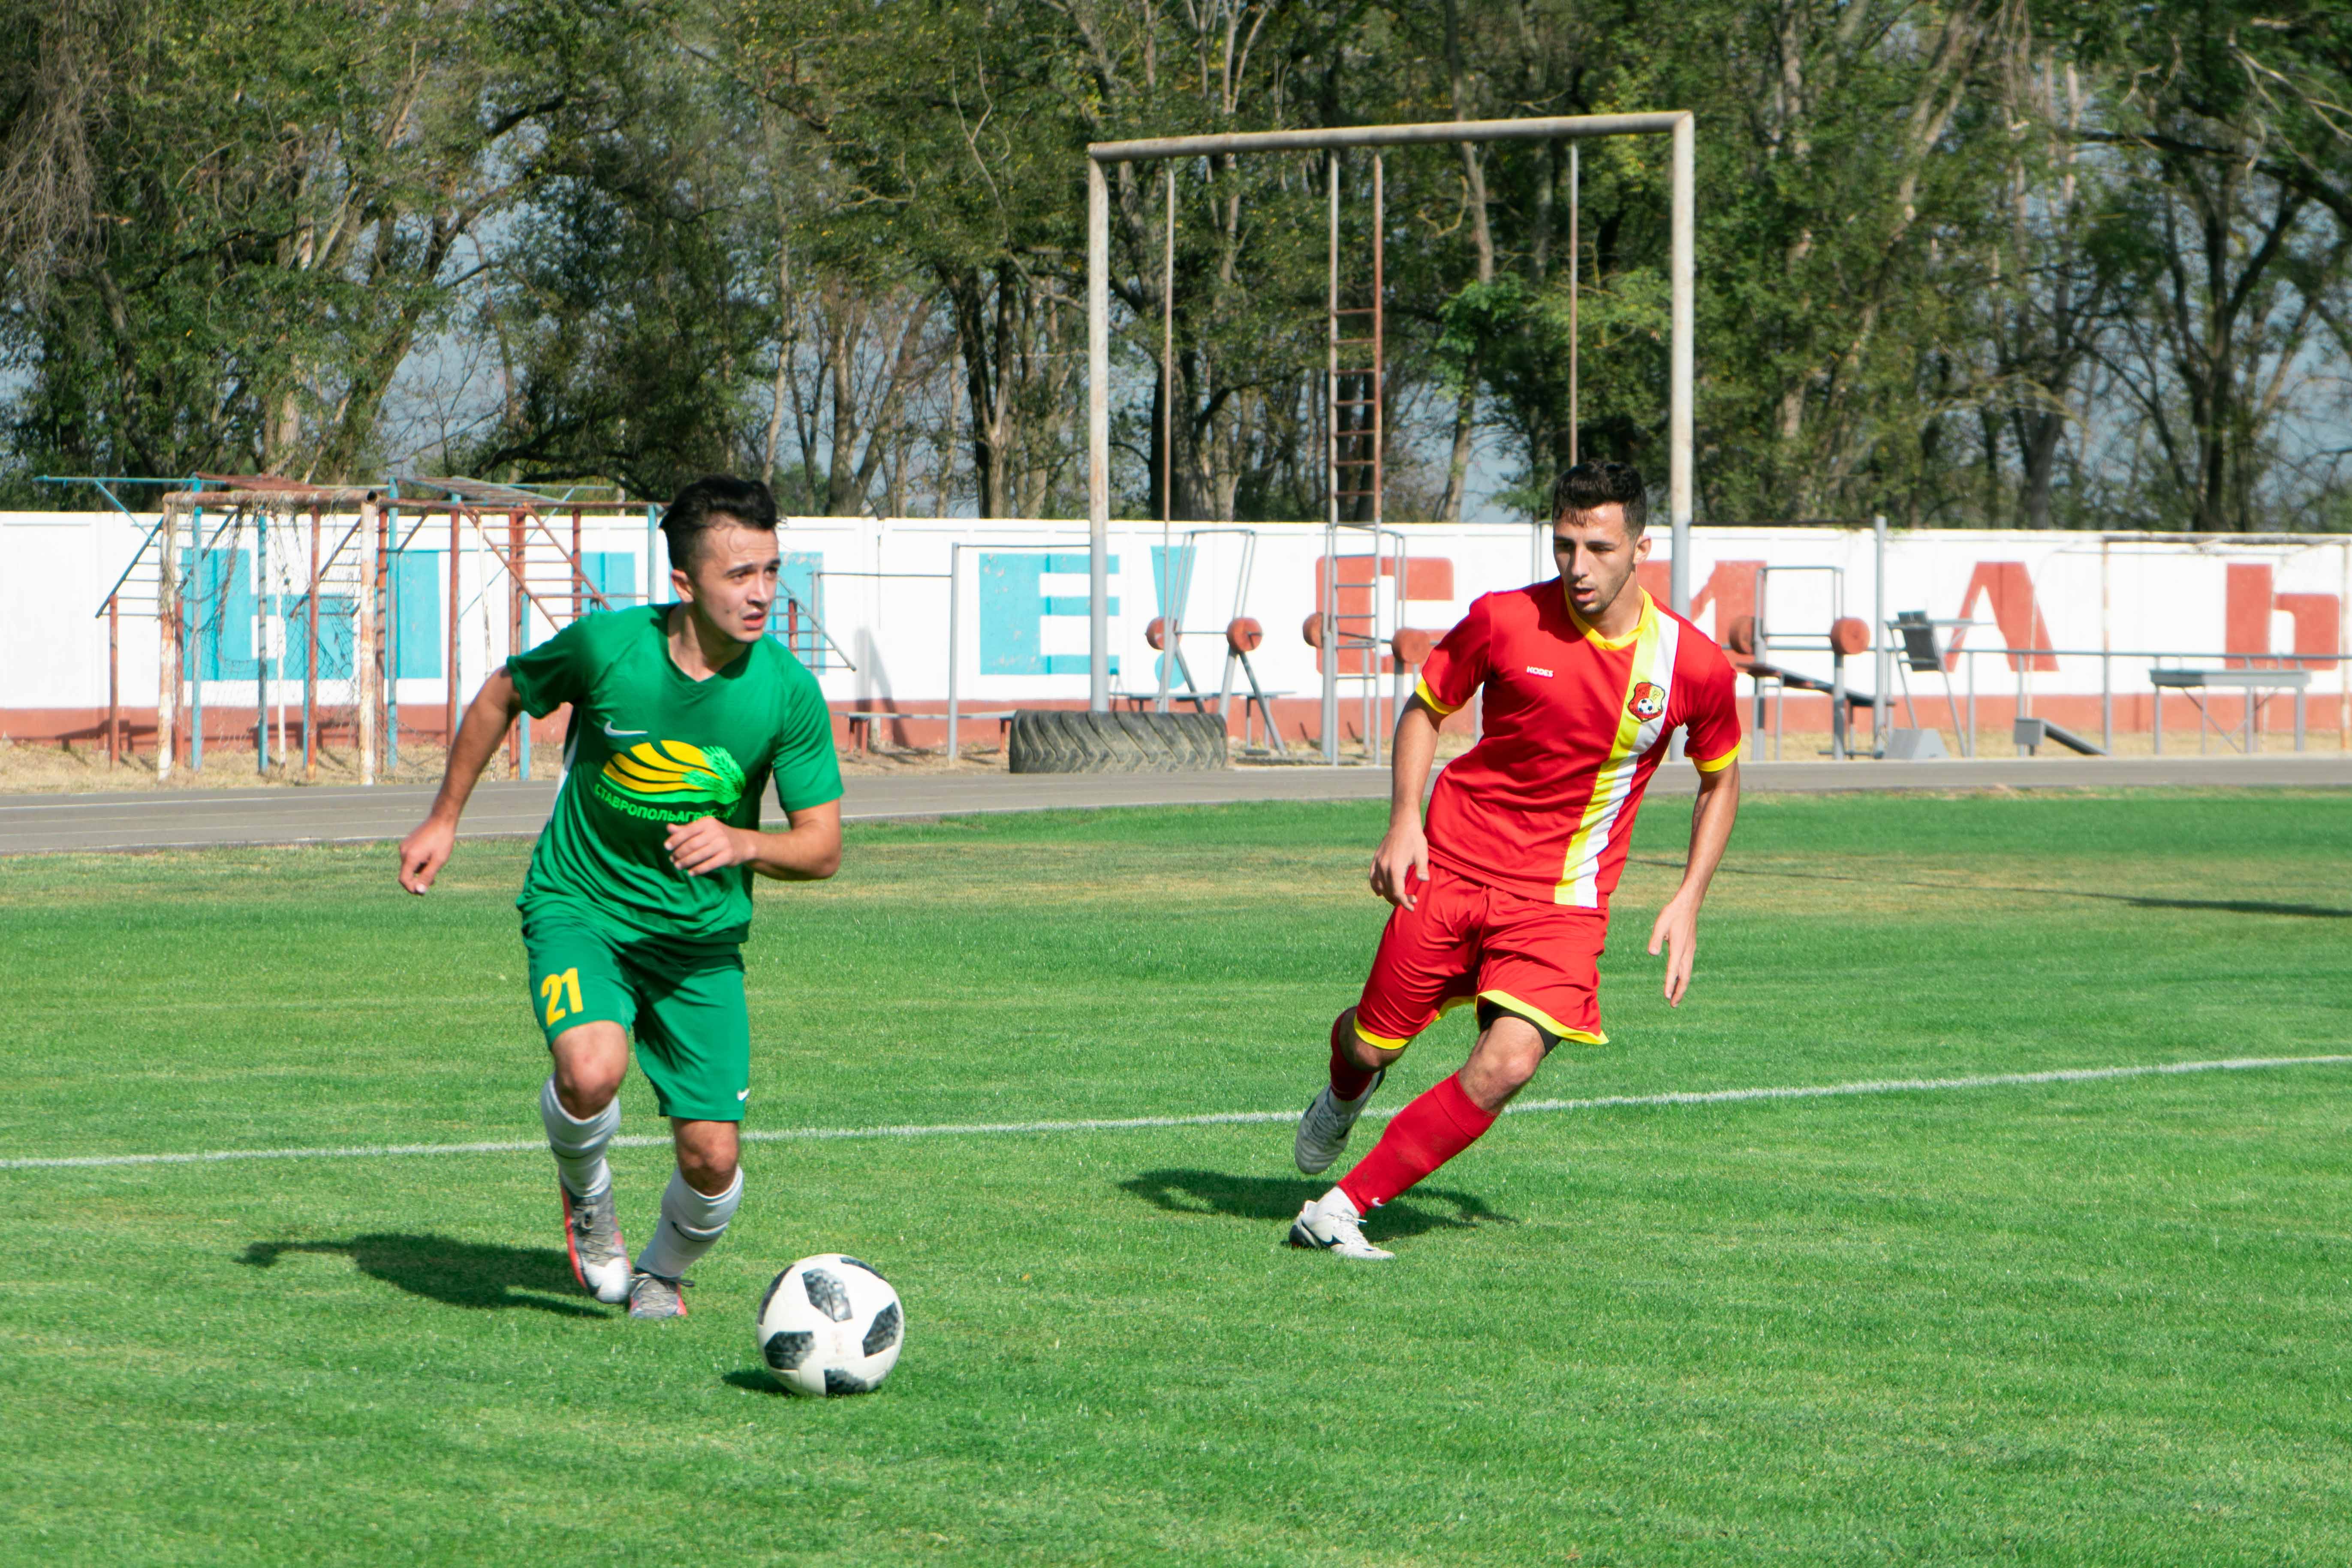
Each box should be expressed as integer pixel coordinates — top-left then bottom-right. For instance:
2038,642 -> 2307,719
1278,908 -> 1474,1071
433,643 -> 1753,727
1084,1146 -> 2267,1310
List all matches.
520,909 -> 751,1122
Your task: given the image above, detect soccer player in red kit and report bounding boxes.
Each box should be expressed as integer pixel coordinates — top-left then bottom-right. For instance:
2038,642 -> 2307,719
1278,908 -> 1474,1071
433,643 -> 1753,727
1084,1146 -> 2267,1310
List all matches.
1287,461 -> 1744,1259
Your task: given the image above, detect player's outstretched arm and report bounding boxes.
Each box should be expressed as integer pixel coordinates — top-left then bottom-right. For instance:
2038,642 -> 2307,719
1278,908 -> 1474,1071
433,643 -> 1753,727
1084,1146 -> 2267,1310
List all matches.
1369,696 -> 1444,910
397,669 -> 524,895
665,798 -> 842,883
1647,759 -> 1741,1007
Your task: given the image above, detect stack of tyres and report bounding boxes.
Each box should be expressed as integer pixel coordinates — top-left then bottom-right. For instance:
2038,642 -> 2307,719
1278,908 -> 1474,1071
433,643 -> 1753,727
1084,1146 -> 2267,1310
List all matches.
1007,711 -> 1230,773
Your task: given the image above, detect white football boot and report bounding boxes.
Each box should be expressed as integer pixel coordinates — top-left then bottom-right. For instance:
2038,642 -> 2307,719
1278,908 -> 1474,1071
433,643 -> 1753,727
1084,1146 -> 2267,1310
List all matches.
1294,1068 -> 1384,1175
560,1182 -> 631,1305
1287,1189 -> 1395,1261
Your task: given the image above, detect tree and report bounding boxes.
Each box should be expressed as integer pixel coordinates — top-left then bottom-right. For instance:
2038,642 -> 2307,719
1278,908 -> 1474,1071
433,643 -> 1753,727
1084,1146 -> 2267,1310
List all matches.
0,0 -> 650,492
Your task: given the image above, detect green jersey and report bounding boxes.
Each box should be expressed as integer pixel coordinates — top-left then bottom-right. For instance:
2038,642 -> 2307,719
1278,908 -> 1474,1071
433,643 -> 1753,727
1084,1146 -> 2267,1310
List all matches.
506,605 -> 843,944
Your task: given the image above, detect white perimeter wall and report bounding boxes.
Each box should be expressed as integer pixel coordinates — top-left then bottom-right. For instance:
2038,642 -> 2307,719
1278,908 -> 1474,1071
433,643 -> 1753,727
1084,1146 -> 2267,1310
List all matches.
5,510 -> 2351,717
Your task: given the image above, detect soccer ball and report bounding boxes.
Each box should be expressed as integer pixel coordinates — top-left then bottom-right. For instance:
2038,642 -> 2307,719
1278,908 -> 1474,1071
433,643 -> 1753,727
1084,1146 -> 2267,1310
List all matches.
756,1254 -> 904,1396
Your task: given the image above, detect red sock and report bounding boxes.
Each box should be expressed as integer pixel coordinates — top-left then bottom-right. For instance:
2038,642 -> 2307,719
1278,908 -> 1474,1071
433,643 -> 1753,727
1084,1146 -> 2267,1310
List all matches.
1337,1073 -> 1497,1212
1328,1011 -> 1379,1102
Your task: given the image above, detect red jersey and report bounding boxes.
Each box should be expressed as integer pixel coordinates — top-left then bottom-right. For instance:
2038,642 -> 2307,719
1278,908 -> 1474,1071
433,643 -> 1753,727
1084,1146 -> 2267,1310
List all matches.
1414,582 -> 1741,910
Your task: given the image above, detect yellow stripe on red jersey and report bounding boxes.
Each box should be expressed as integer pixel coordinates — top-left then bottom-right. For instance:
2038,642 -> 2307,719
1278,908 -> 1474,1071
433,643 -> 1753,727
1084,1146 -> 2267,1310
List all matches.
1415,584 -> 1742,912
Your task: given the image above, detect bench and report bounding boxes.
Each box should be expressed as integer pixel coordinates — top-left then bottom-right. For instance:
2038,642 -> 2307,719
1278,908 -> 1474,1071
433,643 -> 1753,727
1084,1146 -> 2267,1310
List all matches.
2148,668 -> 2310,754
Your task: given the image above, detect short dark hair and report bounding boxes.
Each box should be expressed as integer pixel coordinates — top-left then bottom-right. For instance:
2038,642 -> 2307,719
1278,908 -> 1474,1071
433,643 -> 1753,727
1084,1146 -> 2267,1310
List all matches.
660,476 -> 780,572
1549,461 -> 1647,537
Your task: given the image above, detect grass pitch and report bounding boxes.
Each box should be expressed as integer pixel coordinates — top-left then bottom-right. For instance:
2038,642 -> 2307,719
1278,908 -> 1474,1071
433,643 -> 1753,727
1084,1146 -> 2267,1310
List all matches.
4,789 -> 2350,1565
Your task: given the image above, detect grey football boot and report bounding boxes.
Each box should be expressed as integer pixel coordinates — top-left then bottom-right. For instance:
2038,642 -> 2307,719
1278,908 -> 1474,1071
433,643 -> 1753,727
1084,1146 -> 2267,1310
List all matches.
627,1270 -> 691,1320
1294,1068 -> 1384,1176
560,1182 -> 631,1305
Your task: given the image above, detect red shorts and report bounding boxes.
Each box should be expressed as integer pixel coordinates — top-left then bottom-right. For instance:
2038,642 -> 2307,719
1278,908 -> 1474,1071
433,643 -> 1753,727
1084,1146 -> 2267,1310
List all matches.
1353,862 -> 1609,1050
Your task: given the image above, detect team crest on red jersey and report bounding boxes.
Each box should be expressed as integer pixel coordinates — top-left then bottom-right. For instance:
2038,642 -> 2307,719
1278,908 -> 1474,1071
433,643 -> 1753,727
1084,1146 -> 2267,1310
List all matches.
1629,680 -> 1667,721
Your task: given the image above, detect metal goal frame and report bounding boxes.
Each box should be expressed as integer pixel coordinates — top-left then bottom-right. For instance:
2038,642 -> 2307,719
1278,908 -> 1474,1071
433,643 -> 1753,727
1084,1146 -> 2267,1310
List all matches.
1083,113 -> 1697,740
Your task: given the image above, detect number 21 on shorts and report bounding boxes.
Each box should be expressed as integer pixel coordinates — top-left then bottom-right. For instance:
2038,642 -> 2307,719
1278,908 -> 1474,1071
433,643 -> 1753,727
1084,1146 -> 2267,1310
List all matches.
541,967 -> 585,1026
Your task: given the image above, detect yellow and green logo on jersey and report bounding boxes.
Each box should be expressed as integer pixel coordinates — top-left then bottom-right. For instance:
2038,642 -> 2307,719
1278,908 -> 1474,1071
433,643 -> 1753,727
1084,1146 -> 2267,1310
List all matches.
595,740 -> 748,822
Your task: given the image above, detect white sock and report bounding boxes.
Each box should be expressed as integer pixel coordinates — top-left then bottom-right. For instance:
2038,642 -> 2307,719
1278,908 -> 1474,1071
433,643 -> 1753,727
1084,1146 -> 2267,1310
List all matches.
539,1076 -> 619,1198
1319,1186 -> 1361,1222
633,1167 -> 744,1280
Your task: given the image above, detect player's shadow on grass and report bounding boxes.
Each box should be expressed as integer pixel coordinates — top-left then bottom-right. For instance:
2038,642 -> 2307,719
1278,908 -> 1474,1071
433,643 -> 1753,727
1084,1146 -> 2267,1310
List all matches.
1630,855 -> 2352,920
238,1234 -> 605,1318
1119,1169 -> 1511,1240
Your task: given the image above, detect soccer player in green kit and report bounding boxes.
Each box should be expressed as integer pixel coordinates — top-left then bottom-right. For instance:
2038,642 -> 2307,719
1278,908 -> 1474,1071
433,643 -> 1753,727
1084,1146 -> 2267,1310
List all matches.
397,476 -> 843,1320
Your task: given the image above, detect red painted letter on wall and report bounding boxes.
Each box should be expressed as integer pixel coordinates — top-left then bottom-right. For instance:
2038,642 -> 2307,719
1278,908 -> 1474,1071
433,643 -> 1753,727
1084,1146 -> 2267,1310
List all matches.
1948,563 -> 2057,671
2226,563 -> 2341,669
1635,560 -> 1765,647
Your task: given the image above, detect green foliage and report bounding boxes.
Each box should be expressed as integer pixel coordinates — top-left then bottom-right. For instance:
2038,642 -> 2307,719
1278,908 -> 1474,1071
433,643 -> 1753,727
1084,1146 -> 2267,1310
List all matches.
0,0 -> 2345,526
0,0 -> 661,488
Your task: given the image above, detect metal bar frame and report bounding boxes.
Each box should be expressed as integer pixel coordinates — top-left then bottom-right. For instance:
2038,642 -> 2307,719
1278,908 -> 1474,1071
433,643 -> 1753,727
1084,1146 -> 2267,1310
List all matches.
1087,111 -> 1697,744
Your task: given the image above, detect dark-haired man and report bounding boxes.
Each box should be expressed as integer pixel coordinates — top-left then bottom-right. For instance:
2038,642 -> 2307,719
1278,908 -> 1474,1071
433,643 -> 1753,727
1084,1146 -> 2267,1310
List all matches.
398,476 -> 843,1318
1287,461 -> 1744,1259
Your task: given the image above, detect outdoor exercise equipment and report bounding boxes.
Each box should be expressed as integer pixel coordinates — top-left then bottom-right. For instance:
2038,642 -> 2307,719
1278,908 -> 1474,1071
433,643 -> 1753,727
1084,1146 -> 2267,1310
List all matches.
1723,564 -> 1874,760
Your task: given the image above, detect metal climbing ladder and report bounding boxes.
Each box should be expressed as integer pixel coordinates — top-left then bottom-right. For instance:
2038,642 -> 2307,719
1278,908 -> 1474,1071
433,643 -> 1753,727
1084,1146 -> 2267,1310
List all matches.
1318,150 -> 1409,764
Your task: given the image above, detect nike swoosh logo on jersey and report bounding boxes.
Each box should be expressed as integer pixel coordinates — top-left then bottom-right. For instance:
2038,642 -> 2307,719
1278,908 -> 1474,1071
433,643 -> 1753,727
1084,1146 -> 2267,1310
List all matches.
602,722 -> 647,738
737,1088 -> 750,1101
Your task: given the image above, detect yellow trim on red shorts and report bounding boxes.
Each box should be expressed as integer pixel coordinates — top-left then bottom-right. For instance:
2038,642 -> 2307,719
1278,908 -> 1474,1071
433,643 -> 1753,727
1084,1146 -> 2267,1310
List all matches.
1476,988 -> 1608,1047
1352,1018 -> 1417,1051
1691,739 -> 1743,773
1412,675 -> 1462,717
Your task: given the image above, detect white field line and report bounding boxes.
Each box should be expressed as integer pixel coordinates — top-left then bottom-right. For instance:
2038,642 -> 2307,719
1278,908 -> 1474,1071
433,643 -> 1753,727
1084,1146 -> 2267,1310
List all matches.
3,1053 -> 2347,1174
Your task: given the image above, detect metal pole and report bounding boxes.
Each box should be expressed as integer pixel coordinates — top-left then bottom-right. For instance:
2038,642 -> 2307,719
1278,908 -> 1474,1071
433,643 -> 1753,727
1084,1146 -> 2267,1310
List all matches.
1831,647 -> 1846,761
1668,112 -> 1694,619
1873,515 -> 1888,755
1093,111 -> 1695,165
1372,152 -> 1384,532
304,506 -> 319,778
2015,654 -> 2027,755
1568,142 -> 1579,470
256,515 -> 269,773
2100,536 -> 2113,753
382,500 -> 397,775
1967,647 -> 1976,756
189,500 -> 205,773
647,504 -> 662,604
157,506 -> 178,782
1371,153 -> 1386,764
1323,150 -> 1340,764
1087,158 -> 1111,713
947,545 -> 961,764
510,510 -> 527,779
271,510 -> 286,768
1156,165 -> 1175,716
357,497 -> 379,787
107,593 -> 120,767
446,507 -> 461,751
